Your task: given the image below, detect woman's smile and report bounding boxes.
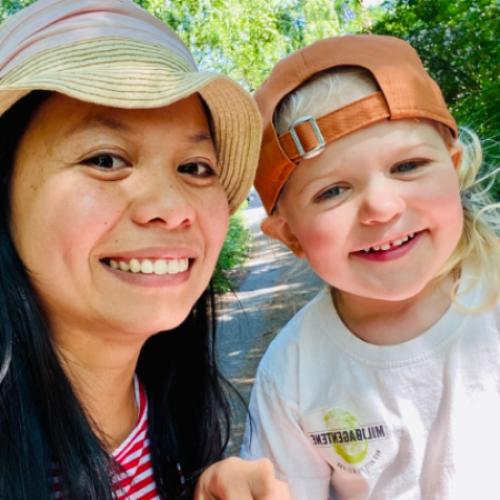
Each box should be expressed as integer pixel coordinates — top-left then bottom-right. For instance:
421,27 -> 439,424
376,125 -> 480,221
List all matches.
100,247 -> 196,287
10,92 -> 229,336
105,257 -> 190,275
101,258 -> 192,288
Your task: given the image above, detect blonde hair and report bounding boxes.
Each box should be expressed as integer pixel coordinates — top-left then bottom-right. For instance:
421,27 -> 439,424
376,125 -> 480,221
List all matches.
275,68 -> 500,310
275,67 -> 379,135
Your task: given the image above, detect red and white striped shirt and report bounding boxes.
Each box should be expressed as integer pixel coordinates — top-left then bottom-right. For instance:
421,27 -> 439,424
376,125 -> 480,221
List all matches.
54,378 -> 160,499
112,378 -> 160,499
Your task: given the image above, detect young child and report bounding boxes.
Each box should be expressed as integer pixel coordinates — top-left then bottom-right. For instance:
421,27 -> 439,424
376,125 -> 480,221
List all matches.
241,35 -> 500,499
0,1 -> 291,498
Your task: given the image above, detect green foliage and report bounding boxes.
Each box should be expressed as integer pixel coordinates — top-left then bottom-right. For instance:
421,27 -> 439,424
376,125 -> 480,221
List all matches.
371,0 -> 499,140
0,0 -> 36,21
372,0 -> 499,198
136,0 -> 366,89
212,207 -> 250,292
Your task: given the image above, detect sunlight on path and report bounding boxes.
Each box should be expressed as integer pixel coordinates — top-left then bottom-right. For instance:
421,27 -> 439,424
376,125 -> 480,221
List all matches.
218,191 -> 322,454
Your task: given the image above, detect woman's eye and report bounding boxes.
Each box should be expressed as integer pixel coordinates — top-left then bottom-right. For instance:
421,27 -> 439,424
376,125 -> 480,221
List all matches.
392,159 -> 428,174
178,162 -> 215,178
83,153 -> 128,170
314,185 -> 349,203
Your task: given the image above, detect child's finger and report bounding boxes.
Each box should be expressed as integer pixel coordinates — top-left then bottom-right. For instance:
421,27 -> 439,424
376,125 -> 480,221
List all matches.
194,457 -> 291,500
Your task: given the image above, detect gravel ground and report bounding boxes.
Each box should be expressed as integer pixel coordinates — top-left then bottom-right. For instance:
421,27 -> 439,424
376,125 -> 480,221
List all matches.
217,193 -> 322,455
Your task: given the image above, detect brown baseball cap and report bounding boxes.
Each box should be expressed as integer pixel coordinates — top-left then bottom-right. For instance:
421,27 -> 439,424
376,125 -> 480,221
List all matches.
255,35 -> 458,214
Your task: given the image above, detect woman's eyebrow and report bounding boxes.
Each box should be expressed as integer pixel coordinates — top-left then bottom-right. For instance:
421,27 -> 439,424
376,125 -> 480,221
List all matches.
63,119 -> 212,144
187,131 -> 212,143
63,115 -> 131,138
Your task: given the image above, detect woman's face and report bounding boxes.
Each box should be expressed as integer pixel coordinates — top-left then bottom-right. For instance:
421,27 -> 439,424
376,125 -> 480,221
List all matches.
10,93 -> 229,343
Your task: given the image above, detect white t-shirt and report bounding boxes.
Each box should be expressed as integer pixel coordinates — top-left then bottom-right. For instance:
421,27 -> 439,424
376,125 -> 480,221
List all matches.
242,271 -> 500,499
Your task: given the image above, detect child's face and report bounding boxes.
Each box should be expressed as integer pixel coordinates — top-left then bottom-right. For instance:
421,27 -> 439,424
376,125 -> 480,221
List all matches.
267,119 -> 463,302
10,93 -> 229,342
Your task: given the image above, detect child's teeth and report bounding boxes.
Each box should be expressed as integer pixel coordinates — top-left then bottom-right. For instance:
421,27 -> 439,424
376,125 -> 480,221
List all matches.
109,259 -> 119,269
364,232 -> 416,253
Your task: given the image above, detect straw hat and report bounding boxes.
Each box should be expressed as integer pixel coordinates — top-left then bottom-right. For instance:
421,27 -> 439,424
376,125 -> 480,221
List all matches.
0,0 -> 262,212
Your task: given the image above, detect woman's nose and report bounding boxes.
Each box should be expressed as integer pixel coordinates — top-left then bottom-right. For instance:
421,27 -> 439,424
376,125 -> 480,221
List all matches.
130,170 -> 196,230
357,178 -> 406,225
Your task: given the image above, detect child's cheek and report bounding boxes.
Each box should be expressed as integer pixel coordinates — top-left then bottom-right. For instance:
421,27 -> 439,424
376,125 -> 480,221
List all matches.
296,212 -> 346,258
415,173 -> 464,250
417,172 -> 462,217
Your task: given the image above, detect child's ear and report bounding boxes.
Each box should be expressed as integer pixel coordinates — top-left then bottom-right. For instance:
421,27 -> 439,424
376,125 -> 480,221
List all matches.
261,215 -> 305,258
450,143 -> 463,170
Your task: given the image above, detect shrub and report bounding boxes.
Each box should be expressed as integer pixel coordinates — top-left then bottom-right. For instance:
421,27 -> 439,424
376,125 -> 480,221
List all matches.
212,206 -> 250,293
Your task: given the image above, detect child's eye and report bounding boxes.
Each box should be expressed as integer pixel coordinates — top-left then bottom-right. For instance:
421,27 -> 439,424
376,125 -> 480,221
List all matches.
391,159 -> 428,174
82,153 -> 129,171
314,185 -> 349,203
178,161 -> 216,178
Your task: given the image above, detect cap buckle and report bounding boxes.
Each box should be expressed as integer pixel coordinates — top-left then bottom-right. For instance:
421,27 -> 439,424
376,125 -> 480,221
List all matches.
288,115 -> 326,161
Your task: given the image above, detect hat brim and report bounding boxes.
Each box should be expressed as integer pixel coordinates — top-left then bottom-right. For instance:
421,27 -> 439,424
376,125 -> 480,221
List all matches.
0,37 -> 262,212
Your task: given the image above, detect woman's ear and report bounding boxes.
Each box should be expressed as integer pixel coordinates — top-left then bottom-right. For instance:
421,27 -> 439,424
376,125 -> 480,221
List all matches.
261,215 -> 305,258
450,143 -> 463,171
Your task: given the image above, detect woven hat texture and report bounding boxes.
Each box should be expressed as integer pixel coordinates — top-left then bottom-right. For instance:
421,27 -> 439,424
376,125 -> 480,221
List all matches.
0,0 -> 262,211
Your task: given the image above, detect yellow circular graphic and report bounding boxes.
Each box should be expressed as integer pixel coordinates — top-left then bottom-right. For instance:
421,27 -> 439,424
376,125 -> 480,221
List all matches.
323,408 -> 368,464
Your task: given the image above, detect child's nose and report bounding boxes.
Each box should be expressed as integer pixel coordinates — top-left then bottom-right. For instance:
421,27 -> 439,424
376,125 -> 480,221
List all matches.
358,179 -> 406,225
130,170 -> 195,230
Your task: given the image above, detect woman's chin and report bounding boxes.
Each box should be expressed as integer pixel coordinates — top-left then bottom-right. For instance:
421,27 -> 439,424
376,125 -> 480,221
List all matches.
105,312 -> 192,341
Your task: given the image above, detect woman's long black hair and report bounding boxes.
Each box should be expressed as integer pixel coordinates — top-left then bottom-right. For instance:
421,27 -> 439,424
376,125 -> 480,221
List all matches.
0,91 -> 232,499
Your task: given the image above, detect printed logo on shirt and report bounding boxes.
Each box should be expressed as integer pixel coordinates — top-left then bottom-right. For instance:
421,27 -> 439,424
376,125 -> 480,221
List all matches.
307,407 -> 388,473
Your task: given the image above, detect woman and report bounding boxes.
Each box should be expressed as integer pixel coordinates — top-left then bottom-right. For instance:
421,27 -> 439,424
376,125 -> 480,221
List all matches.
0,0 -> 289,498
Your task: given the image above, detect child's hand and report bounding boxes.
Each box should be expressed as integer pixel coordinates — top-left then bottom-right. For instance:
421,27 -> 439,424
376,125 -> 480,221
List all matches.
194,457 -> 291,499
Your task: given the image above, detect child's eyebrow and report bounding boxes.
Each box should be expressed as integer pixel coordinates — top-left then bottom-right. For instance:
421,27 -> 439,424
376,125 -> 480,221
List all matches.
391,141 -> 441,156
296,170 -> 339,197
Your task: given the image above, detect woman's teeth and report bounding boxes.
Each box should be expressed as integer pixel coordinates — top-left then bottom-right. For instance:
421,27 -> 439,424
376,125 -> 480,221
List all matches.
363,232 -> 415,253
107,258 -> 189,275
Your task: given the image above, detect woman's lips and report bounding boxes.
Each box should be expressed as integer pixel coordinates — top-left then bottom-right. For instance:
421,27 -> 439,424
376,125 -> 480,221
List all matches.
101,258 -> 193,288
103,256 -> 190,276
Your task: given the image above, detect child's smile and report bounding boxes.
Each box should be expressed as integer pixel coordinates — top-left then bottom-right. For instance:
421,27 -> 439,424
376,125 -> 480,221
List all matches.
276,119 -> 464,303
351,230 -> 421,261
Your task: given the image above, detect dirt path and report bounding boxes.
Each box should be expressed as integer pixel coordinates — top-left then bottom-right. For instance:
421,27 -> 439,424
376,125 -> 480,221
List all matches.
217,193 -> 322,455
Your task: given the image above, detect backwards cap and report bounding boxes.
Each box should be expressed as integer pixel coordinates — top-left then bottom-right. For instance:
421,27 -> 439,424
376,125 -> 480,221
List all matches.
255,35 -> 457,214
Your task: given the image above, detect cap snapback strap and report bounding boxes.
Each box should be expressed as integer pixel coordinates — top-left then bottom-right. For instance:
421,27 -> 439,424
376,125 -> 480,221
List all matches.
279,91 -> 390,162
